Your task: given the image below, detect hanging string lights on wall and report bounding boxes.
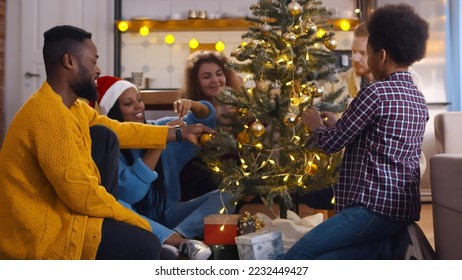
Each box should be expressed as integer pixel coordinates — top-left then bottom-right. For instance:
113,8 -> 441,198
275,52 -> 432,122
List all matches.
116,21 -> 228,51
164,34 -> 175,44
117,21 -> 129,32
114,3 -> 361,49
215,40 -> 225,51
189,38 -> 199,49
139,26 -> 150,36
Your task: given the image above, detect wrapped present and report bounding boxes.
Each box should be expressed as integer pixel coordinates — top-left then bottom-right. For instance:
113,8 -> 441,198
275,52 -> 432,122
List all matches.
204,214 -> 240,245
255,210 -> 324,252
235,229 -> 284,260
238,211 -> 265,235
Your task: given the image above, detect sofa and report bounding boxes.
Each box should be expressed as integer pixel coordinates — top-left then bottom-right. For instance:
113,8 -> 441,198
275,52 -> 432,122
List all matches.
434,111 -> 462,153
430,111 -> 462,259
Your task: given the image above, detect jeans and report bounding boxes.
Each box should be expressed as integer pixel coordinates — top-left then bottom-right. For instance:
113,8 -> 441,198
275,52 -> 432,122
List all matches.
118,200 -> 176,244
121,190 -> 235,241
283,205 -> 409,260
164,190 -> 235,239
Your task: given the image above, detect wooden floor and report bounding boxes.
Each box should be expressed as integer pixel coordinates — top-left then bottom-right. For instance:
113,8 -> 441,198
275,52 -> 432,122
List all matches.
417,202 -> 434,249
239,201 -> 435,249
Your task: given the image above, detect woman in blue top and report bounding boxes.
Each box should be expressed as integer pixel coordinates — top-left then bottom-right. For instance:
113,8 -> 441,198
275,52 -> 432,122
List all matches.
96,76 -> 235,259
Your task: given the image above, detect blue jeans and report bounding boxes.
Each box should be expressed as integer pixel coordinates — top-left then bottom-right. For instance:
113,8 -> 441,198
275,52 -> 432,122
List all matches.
283,205 -> 410,259
164,190 -> 235,239
118,200 -> 175,244
120,190 -> 235,241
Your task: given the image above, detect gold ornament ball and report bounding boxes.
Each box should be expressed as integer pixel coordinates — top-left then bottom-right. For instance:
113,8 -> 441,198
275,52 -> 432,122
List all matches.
309,82 -> 325,97
288,1 -> 303,16
250,121 -> 265,137
256,80 -> 270,93
233,48 -> 247,61
324,39 -> 337,50
199,133 -> 213,146
283,112 -> 299,127
237,131 -> 250,144
283,32 -> 297,44
260,23 -> 272,36
305,163 -> 318,175
301,20 -> 317,35
289,24 -> 302,34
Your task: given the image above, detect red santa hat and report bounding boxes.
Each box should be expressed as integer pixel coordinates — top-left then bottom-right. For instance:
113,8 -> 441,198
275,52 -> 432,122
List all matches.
96,76 -> 137,115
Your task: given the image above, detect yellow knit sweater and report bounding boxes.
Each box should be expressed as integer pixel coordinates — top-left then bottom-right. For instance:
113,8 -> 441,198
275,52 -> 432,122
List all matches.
0,82 -> 168,259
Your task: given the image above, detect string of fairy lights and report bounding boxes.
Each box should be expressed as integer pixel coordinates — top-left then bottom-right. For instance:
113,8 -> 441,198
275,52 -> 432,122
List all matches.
116,16 -> 357,52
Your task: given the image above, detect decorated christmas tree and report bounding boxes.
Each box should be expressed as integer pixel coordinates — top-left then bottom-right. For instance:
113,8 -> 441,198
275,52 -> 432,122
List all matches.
199,0 -> 348,218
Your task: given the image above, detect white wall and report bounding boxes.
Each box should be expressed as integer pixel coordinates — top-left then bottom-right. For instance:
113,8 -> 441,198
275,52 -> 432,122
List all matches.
4,0 -> 114,128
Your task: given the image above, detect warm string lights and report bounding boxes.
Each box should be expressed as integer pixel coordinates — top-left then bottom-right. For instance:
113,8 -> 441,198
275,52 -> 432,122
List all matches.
117,20 -> 227,51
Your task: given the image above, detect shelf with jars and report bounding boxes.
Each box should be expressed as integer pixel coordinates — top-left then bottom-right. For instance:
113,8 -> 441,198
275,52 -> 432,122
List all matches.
115,17 -> 359,33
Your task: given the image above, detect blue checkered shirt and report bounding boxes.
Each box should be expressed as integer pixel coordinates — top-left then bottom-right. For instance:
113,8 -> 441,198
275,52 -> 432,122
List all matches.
314,72 -> 429,221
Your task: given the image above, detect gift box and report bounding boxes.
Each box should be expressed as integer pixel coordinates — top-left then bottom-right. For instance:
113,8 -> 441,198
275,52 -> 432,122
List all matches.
204,214 -> 240,245
235,229 -> 284,260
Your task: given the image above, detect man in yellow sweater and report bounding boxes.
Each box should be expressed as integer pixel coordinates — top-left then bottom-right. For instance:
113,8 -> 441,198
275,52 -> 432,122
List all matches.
0,25 -> 214,259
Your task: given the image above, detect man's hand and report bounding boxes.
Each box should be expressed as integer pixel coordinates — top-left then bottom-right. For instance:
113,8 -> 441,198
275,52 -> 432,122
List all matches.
180,124 -> 216,146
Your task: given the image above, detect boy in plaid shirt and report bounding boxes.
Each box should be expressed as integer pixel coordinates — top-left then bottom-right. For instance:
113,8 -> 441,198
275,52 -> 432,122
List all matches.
285,4 -> 430,259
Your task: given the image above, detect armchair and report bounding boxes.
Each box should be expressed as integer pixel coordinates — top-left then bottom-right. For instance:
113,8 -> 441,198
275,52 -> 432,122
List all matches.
430,111 -> 462,259
434,111 -> 462,153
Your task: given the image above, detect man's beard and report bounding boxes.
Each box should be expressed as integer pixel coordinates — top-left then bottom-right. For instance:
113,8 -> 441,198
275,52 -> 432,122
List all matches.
354,65 -> 371,77
72,72 -> 98,101
75,81 -> 98,102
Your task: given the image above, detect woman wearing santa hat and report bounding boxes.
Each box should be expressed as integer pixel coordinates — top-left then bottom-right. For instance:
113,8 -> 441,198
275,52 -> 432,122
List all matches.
96,76 -> 235,260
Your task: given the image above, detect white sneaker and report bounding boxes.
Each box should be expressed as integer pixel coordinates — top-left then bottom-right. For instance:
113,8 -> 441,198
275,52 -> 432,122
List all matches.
160,244 -> 179,260
179,240 -> 212,260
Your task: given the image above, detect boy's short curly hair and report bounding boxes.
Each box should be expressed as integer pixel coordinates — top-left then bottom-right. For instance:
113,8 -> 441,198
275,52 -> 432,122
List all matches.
367,4 -> 429,66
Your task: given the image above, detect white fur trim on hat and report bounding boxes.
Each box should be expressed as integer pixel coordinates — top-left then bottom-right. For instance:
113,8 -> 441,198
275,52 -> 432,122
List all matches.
99,80 -> 137,115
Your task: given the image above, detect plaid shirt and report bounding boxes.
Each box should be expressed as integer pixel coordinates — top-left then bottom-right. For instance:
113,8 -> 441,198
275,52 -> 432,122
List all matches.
314,72 -> 429,221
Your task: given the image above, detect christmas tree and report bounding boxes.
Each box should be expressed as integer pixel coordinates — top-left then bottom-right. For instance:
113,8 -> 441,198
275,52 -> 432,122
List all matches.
199,0 -> 347,218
